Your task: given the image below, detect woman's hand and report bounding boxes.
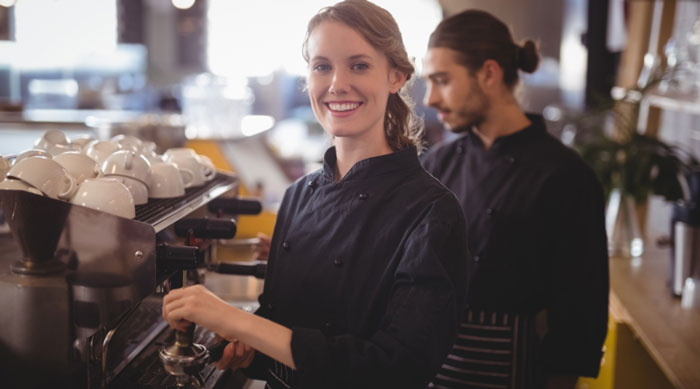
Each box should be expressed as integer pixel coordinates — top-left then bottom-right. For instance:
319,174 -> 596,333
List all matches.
215,340 -> 256,370
255,233 -> 272,261
162,284 -> 235,336
163,284 -> 296,369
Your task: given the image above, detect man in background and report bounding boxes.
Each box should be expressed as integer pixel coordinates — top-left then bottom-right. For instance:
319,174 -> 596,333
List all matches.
421,10 -> 609,389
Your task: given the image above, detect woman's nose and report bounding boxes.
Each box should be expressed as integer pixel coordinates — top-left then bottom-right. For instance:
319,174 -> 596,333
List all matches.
329,70 -> 348,95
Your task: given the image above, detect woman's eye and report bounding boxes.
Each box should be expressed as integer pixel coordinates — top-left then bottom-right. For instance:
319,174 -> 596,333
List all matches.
352,63 -> 369,71
313,64 -> 331,72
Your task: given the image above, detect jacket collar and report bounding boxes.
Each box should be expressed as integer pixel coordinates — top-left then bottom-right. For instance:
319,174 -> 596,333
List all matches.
465,113 -> 547,152
322,145 -> 421,182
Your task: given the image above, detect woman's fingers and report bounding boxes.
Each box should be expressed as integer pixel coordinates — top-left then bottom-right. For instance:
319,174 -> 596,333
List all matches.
213,341 -> 255,370
215,342 -> 236,370
242,349 -> 255,368
255,233 -> 272,261
234,340 -> 248,359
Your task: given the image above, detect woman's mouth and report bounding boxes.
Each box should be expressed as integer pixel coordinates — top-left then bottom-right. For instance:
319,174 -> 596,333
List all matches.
326,102 -> 362,117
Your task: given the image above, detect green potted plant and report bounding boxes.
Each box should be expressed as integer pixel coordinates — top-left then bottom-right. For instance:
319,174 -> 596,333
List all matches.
565,82 -> 698,257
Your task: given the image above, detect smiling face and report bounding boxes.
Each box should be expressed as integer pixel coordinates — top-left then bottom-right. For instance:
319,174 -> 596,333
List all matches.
422,47 -> 489,131
306,21 -> 405,145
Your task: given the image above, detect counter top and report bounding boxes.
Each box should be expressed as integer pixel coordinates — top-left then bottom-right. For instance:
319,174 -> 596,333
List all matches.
610,248 -> 700,388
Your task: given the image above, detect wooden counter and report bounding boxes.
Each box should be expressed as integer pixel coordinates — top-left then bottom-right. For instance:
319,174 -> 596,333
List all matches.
609,248 -> 700,388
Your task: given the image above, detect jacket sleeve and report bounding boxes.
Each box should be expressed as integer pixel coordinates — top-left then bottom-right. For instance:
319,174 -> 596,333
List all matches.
539,168 -> 609,377
290,197 -> 467,389
240,185 -> 295,381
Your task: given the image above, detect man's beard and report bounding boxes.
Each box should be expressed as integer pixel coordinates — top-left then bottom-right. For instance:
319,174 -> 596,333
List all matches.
448,86 -> 488,133
447,107 -> 486,134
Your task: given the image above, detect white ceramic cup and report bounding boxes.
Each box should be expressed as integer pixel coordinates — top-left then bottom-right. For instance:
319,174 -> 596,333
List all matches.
140,141 -> 162,163
112,134 -> 143,153
0,178 -> 44,196
164,147 -> 196,156
69,136 -> 96,152
101,150 -> 152,186
198,155 -> 216,181
141,141 -> 157,153
84,140 -> 123,165
164,148 -> 214,188
14,149 -> 52,165
149,161 -> 186,199
70,178 -> 135,219
6,156 -> 76,200
0,156 -> 10,177
143,151 -> 163,164
54,152 -> 103,185
34,130 -> 70,154
45,143 -> 74,156
107,175 -> 149,205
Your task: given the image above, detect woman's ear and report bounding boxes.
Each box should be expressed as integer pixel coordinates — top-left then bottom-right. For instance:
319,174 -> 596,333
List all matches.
388,69 -> 408,94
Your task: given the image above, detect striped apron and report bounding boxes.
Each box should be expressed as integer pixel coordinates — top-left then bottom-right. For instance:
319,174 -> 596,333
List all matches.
429,309 -> 543,389
264,360 -> 298,389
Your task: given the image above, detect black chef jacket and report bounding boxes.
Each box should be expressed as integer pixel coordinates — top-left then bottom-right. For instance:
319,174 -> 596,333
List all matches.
421,114 -> 609,378
244,146 -> 468,388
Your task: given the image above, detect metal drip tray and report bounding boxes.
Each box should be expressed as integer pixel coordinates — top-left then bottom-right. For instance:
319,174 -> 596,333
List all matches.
136,172 -> 237,232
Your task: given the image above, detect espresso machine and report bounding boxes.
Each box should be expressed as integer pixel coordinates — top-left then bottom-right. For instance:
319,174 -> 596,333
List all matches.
0,172 -> 266,388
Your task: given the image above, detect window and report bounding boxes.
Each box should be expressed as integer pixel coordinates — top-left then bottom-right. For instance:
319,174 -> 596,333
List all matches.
207,0 -> 441,79
13,0 -> 117,69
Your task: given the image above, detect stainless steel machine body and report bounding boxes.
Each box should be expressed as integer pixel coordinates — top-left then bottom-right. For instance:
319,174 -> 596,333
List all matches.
0,172 -> 238,388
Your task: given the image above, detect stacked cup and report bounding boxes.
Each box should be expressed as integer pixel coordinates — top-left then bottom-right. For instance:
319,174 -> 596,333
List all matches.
70,177 -> 136,219
164,148 -> 216,189
33,129 -> 74,156
3,156 -> 76,200
102,150 -> 152,206
1,130 -> 219,217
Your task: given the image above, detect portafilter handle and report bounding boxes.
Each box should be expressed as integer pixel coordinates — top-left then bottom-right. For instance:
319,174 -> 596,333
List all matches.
207,198 -> 262,216
157,243 -> 203,270
208,261 -> 267,279
175,324 -> 195,350
174,218 -> 237,240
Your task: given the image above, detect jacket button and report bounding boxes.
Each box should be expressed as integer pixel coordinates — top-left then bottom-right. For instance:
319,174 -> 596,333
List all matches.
282,242 -> 290,250
359,192 -> 368,200
486,208 -> 494,216
307,180 -> 316,192
473,255 -> 480,263
333,258 -> 343,267
507,156 -> 516,164
324,321 -> 333,329
266,303 -> 274,311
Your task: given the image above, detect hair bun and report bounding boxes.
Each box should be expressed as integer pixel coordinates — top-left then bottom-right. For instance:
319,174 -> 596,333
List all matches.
517,40 -> 539,73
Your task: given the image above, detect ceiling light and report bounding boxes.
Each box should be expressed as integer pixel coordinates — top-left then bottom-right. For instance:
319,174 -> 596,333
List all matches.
172,0 -> 195,10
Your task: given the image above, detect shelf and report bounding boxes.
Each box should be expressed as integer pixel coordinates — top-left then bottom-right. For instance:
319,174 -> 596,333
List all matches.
636,91 -> 700,134
610,248 -> 700,388
643,93 -> 700,116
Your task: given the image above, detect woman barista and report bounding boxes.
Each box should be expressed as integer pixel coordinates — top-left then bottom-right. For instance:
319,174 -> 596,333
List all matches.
161,1 -> 467,388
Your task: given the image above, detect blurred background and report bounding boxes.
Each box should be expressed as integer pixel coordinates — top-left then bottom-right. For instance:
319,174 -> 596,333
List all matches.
1,1 -> 700,388
0,0 -> 596,206
1,0 -> 699,240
